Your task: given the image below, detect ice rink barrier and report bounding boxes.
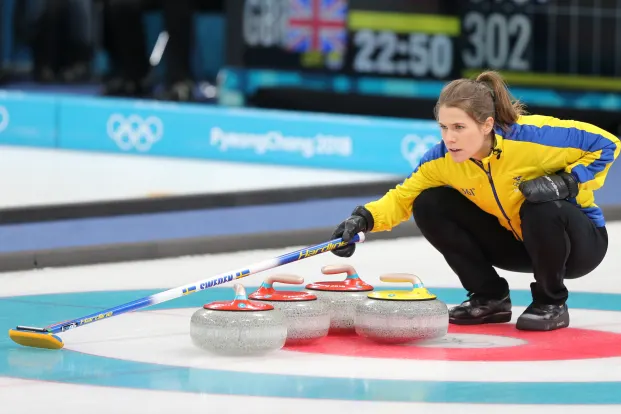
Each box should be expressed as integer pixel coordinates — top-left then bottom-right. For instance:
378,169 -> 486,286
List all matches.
0,91 -> 57,148
0,90 -> 441,175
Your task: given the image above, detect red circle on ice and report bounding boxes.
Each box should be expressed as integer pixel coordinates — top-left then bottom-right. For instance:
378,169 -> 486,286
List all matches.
284,324 -> 621,361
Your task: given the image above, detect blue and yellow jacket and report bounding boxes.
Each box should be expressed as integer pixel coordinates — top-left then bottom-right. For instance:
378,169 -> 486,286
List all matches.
365,114 -> 621,240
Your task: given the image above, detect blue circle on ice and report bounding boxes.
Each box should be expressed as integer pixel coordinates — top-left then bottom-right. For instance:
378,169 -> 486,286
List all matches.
1,287 -> 621,405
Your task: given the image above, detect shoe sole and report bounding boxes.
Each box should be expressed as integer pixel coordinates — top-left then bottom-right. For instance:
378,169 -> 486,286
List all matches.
449,311 -> 512,325
515,311 -> 569,331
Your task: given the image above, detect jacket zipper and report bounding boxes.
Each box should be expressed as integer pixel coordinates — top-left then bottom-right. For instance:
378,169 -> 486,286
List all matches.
471,160 -> 522,241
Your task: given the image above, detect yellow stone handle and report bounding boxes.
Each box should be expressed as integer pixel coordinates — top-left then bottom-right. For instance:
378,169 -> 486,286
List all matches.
379,273 -> 424,289
263,274 -> 304,285
321,264 -> 358,278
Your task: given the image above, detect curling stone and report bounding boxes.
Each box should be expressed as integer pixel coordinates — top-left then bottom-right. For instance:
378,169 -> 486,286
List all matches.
354,273 -> 448,344
304,264 -> 374,335
248,274 -> 331,345
190,283 -> 287,356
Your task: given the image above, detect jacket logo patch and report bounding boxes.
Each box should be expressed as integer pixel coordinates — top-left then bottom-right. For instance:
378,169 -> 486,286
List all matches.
461,188 -> 476,197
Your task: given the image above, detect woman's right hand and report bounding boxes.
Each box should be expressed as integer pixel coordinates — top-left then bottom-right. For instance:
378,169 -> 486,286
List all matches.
330,206 -> 374,257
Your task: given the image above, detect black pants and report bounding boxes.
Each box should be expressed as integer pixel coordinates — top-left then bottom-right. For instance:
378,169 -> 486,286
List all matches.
412,187 -> 608,305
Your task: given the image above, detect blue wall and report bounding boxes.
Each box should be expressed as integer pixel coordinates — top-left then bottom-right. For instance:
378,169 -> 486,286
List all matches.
0,90 -> 441,175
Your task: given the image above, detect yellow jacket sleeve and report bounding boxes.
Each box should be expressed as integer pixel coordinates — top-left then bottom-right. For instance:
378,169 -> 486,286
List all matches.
560,120 -> 621,191
364,144 -> 446,232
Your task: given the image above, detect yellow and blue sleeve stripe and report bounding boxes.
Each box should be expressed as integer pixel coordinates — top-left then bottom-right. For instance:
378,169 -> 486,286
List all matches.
509,119 -> 620,191
365,142 -> 448,232
412,142 -> 449,174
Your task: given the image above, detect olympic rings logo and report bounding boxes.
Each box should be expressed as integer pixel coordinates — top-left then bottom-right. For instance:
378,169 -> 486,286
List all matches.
0,106 -> 9,134
106,114 -> 163,152
401,134 -> 440,168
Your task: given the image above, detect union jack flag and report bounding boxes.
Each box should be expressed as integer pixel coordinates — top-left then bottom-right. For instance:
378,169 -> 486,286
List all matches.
285,0 -> 348,53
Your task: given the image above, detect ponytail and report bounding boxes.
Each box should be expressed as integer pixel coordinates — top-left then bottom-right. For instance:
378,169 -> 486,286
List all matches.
435,70 -> 526,133
475,71 -> 526,132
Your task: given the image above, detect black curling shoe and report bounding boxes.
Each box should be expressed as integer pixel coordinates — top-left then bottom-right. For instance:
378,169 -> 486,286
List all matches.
449,293 -> 512,325
516,302 -> 569,331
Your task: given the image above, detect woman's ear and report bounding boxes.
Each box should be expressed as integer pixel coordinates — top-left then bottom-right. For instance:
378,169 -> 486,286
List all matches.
483,116 -> 495,135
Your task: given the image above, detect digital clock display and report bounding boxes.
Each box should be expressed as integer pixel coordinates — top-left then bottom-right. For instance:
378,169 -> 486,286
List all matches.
351,31 -> 453,78
348,21 -> 457,79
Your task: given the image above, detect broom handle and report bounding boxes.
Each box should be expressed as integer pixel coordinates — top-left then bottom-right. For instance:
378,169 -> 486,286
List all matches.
36,233 -> 365,335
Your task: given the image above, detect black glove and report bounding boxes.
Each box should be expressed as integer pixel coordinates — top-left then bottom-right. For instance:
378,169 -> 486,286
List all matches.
330,206 -> 374,257
519,172 -> 579,203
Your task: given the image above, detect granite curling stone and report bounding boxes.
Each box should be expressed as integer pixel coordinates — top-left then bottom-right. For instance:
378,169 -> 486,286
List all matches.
304,264 -> 374,335
354,273 -> 448,344
190,283 -> 287,356
248,274 -> 330,345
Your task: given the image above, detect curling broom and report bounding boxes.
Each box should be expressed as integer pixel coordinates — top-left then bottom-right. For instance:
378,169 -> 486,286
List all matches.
8,232 -> 365,350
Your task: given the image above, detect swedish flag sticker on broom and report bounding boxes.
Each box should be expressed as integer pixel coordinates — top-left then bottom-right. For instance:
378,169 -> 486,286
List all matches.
182,286 -> 196,295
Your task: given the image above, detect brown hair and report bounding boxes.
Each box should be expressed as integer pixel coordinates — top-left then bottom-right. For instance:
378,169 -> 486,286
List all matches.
434,70 -> 526,133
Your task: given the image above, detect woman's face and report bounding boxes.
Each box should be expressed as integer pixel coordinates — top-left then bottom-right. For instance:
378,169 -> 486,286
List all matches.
437,105 -> 495,162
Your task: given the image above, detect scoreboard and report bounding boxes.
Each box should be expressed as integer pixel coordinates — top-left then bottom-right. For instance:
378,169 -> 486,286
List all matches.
459,0 -> 621,90
225,0 -> 621,92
